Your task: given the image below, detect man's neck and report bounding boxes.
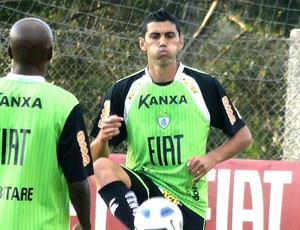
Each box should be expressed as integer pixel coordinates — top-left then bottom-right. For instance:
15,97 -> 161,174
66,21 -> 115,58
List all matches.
148,62 -> 179,83
12,63 -> 46,76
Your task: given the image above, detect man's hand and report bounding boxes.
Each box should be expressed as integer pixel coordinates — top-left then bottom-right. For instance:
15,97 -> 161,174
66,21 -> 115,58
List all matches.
98,115 -> 124,141
72,223 -> 91,230
72,223 -> 83,230
91,114 -> 124,160
187,154 -> 216,182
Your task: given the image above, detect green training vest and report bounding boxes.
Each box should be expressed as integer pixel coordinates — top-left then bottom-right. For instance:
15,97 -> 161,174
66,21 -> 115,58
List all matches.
0,77 -> 78,229
125,75 -> 210,219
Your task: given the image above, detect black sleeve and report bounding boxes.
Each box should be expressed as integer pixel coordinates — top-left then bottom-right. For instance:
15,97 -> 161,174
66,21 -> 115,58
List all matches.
204,77 -> 246,137
57,104 -> 94,183
90,85 -> 127,147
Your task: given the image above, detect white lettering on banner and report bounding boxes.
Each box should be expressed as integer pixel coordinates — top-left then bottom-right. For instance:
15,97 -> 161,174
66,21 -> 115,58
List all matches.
217,169 -> 231,230
232,170 -> 264,230
70,191 -> 108,230
207,169 -> 293,230
95,194 -> 107,230
264,171 -> 292,230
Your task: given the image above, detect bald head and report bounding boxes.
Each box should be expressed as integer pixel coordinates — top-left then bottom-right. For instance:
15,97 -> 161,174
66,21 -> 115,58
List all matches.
9,17 -> 53,74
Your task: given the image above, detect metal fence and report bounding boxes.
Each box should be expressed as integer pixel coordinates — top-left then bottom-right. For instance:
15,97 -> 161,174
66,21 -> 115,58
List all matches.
1,0 -> 300,159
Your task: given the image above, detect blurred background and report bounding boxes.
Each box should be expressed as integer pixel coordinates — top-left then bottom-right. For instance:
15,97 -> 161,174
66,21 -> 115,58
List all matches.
1,0 -> 300,160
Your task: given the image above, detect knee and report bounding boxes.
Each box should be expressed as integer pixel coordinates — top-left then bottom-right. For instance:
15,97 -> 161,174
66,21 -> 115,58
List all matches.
93,157 -> 118,180
94,157 -> 113,172
93,157 -> 131,189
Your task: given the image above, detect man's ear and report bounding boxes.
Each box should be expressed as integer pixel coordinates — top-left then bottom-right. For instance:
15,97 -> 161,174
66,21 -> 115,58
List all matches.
139,37 -> 147,51
178,36 -> 184,50
47,46 -> 53,61
8,45 -> 13,59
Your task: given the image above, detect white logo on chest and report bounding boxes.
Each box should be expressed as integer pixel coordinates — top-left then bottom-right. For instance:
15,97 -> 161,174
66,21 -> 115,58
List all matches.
158,115 -> 170,129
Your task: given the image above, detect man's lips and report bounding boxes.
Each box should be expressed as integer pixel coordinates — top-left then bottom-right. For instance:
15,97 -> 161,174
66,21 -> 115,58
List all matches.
159,49 -> 168,54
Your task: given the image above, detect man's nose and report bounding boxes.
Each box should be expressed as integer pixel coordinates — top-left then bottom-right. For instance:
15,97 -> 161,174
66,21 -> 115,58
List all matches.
159,35 -> 167,46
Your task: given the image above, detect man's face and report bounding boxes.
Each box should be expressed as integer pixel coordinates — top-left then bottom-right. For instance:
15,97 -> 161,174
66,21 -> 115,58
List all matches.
139,21 -> 184,67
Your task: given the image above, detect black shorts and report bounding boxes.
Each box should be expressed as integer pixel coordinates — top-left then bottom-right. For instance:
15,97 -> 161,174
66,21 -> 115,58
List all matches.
122,166 -> 206,230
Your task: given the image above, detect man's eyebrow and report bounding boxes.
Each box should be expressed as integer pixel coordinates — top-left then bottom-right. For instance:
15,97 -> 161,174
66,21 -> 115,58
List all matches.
148,31 -> 176,35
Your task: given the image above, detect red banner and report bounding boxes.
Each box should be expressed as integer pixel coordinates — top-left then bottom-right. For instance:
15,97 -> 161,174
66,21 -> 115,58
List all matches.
70,154 -> 300,230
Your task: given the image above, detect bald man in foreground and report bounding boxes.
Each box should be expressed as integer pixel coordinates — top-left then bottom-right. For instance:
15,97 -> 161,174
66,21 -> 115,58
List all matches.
0,18 -> 93,230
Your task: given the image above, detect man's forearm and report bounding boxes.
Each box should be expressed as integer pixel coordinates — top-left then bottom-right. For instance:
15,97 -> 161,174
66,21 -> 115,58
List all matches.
90,135 -> 111,160
68,180 -> 91,230
209,126 -> 252,164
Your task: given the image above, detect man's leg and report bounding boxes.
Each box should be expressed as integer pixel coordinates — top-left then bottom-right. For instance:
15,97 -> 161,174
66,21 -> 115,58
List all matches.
94,158 -> 138,230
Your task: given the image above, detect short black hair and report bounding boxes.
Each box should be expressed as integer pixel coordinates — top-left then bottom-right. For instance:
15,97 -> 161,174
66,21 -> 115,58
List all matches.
141,8 -> 181,37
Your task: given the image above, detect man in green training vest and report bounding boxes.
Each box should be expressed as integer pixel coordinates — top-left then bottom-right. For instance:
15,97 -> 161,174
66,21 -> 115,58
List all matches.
90,8 -> 252,230
0,18 -> 94,229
